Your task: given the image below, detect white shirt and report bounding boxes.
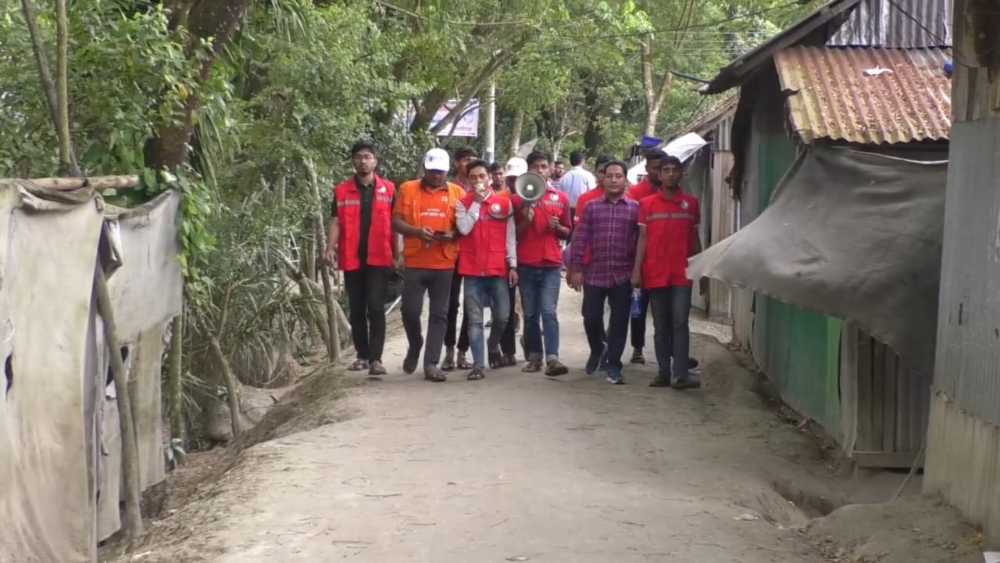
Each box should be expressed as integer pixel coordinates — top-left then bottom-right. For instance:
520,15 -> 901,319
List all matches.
558,166 -> 597,207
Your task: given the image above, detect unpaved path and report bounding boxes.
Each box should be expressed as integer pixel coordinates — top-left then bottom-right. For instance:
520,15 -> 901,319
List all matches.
135,289 -> 848,562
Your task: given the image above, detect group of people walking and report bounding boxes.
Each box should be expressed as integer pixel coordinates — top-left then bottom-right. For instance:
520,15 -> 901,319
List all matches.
326,141 -> 701,390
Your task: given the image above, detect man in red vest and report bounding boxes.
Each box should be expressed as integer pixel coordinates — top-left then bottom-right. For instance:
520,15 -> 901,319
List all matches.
632,155 -> 702,390
442,147 -> 478,371
325,141 -> 397,377
624,148 -> 666,366
455,160 -> 519,380
513,151 -> 572,376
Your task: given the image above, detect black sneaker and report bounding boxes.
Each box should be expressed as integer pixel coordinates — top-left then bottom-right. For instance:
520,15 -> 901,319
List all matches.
649,375 -> 671,387
671,375 -> 702,390
403,347 -> 420,374
630,349 -> 646,365
585,346 -> 606,375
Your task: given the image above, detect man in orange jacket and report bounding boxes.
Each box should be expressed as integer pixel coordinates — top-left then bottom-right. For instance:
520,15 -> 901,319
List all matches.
455,159 -> 519,380
393,148 -> 466,382
326,141 -> 396,377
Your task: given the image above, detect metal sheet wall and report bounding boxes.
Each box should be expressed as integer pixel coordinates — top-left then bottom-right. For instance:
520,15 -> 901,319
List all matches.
934,118 -> 1000,425
827,0 -> 951,48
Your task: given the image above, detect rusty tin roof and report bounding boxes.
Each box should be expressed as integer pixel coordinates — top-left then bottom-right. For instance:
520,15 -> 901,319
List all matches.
775,46 -> 951,144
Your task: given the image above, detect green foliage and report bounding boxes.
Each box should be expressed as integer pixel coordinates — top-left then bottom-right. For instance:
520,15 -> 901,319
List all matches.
0,0 -> 820,444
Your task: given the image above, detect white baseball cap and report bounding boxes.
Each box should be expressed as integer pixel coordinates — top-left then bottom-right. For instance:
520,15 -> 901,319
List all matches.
504,157 -> 528,177
423,148 -> 450,172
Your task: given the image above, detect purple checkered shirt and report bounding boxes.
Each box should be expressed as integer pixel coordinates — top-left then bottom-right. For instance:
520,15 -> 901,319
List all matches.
570,195 -> 639,287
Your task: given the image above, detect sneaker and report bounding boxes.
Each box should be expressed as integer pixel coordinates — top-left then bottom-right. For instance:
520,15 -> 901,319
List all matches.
522,359 -> 543,373
423,365 -> 447,383
456,350 -> 473,370
440,347 -> 456,371
630,349 -> 646,365
403,347 -> 420,374
671,375 -> 702,390
545,359 -> 569,376
368,360 -> 387,377
606,372 -> 625,385
501,354 -> 517,367
585,346 -> 606,375
348,359 -> 370,371
649,375 -> 671,387
467,367 -> 485,381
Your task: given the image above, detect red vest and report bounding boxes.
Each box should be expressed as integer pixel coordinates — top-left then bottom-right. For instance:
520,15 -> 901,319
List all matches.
334,175 -> 395,271
513,188 -> 570,267
458,191 -> 512,277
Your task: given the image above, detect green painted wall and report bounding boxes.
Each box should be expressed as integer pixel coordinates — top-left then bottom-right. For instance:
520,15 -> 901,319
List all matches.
754,122 -> 842,435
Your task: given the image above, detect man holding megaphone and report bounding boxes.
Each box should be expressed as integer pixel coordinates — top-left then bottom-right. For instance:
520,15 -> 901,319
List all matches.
512,151 -> 573,377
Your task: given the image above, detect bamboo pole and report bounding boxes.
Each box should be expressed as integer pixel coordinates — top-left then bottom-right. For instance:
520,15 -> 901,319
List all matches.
167,313 -> 185,450
4,175 -> 141,190
208,334 -> 243,440
94,268 -> 143,542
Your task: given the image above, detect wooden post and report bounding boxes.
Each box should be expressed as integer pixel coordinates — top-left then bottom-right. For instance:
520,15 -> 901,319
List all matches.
94,268 -> 143,542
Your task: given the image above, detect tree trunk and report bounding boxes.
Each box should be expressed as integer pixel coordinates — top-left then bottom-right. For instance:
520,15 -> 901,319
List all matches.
208,334 -> 243,440
19,0 -> 59,151
640,36 -> 674,137
167,313 -> 185,448
55,0 -> 79,176
305,160 -> 341,361
510,110 -> 525,157
95,268 -> 143,543
147,0 -> 252,170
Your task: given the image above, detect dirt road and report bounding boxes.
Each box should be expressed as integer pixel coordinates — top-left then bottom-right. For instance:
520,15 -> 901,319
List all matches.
136,289 -> 849,562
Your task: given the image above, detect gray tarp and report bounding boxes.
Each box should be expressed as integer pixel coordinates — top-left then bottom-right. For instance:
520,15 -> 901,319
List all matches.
688,145 -> 947,368
0,184 -> 183,561
0,182 -> 104,563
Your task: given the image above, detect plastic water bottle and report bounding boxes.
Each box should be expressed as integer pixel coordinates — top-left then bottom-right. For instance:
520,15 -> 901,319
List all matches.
630,288 -> 643,319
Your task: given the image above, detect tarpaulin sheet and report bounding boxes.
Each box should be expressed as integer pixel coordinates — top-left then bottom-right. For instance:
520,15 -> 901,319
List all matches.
688,145 -> 947,368
0,181 -> 103,563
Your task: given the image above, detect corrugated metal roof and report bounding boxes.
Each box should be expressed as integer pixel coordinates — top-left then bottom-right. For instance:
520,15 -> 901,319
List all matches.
775,46 -> 951,144
827,0 -> 951,48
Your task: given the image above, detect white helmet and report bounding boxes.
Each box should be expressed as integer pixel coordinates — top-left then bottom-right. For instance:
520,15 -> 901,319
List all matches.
504,157 -> 528,177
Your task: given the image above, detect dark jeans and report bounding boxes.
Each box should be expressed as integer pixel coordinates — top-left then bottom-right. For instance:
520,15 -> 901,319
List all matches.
344,267 -> 391,362
630,290 -> 650,351
445,271 -> 470,352
650,286 -> 692,380
583,283 -> 631,371
401,268 -> 454,368
500,286 -> 518,356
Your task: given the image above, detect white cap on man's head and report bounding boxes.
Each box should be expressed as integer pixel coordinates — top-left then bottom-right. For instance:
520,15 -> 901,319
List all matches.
504,157 -> 528,177
424,148 -> 450,172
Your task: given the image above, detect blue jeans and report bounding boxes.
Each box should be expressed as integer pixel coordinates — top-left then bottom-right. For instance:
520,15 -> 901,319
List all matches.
463,276 -> 511,369
519,266 -> 562,361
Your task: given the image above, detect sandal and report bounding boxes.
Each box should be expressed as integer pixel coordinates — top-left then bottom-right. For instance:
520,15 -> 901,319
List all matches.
467,368 -> 485,381
456,351 -> 473,370
522,360 -> 543,373
348,359 -> 369,371
502,354 -> 517,367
